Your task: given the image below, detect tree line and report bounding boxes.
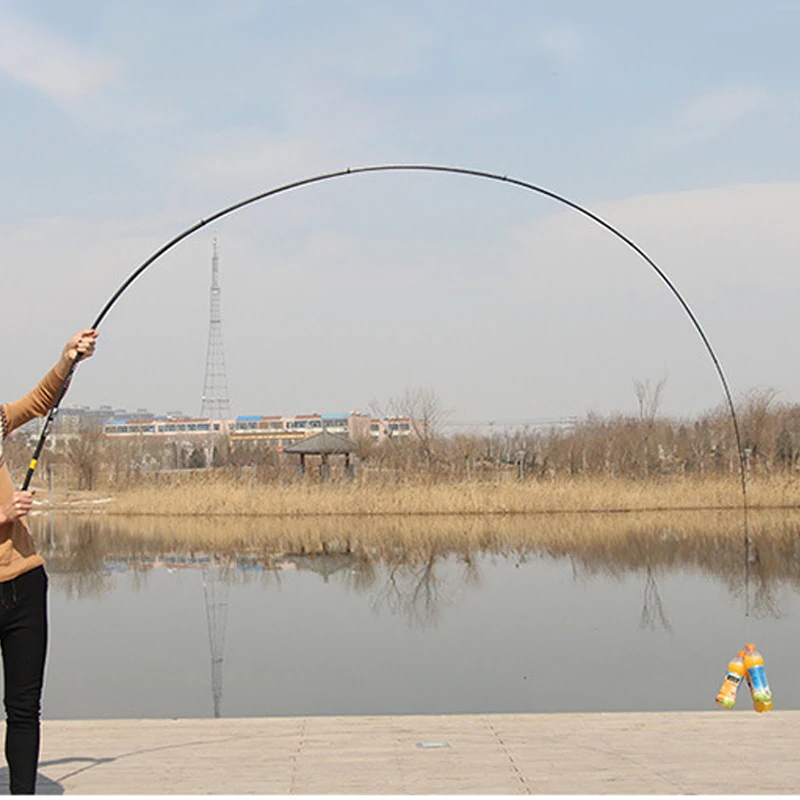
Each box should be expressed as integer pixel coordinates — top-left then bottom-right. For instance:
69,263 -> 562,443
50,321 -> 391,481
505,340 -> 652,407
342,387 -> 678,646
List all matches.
5,386 -> 800,492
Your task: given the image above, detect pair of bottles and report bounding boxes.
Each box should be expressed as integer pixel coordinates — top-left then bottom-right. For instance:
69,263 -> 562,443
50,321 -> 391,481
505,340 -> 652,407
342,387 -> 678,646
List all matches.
715,643 -> 772,712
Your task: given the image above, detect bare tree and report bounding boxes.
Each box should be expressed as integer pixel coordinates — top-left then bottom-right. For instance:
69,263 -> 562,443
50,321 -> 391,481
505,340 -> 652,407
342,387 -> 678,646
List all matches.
739,387 -> 780,475
633,375 -> 668,478
63,432 -> 106,491
375,388 -> 449,475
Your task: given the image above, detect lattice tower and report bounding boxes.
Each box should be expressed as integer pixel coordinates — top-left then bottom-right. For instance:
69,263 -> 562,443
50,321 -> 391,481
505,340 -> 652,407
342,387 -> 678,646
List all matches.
200,237 -> 232,419
202,562 -> 232,718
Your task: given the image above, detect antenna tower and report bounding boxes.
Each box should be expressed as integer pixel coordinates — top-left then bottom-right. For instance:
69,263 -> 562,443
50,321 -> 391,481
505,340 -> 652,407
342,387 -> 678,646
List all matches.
200,237 -> 232,419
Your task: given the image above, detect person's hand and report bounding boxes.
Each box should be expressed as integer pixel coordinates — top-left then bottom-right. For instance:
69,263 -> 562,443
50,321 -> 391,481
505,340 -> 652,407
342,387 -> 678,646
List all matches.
0,491 -> 36,525
62,329 -> 99,364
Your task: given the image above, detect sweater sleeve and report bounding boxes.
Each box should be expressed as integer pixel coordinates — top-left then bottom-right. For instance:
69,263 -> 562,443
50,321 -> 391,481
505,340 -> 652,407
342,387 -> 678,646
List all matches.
1,364 -> 69,437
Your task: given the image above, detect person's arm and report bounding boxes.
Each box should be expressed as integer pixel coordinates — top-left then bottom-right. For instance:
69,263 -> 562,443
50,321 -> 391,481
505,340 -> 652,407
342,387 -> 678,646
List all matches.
1,329 -> 98,438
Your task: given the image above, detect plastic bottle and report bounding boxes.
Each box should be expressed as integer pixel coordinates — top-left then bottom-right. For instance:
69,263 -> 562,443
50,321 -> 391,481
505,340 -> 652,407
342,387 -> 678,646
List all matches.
715,651 -> 746,709
744,643 -> 773,712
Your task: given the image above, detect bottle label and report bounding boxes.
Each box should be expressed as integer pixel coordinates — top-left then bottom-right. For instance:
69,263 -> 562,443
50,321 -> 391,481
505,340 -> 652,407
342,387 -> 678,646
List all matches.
716,675 -> 740,708
749,664 -> 769,693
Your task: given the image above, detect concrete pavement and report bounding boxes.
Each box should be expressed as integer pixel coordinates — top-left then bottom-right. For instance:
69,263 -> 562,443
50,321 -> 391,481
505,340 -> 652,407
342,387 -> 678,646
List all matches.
6,710 -> 799,794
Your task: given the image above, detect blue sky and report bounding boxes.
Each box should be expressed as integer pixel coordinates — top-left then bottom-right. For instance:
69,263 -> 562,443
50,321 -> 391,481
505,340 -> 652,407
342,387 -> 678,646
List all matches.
2,1 -> 800,424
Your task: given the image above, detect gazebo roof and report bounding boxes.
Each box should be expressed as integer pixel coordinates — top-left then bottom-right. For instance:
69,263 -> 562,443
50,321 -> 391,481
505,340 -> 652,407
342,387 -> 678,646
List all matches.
283,430 -> 358,455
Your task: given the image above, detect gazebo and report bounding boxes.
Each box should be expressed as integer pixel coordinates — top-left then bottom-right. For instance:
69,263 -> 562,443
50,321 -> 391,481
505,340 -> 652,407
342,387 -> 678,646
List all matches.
283,430 -> 358,480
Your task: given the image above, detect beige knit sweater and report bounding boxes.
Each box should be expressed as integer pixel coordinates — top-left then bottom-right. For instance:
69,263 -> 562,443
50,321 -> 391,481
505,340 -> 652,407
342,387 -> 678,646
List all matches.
0,364 -> 68,581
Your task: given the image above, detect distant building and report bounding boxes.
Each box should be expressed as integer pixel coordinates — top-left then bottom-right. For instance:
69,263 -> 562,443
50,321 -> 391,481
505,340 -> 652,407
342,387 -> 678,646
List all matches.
99,409 -> 416,446
103,418 -> 229,437
16,404 -> 169,445
370,417 -> 414,441
228,412 -> 372,451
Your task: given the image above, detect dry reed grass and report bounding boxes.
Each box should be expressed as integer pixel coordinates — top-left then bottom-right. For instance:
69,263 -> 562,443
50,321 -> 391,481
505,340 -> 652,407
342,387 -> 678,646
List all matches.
98,473 -> 800,518
39,505 -> 800,563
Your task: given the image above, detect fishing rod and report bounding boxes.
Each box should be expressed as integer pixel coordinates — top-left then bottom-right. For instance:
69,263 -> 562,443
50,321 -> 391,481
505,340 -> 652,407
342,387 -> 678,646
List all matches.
21,163 -> 752,606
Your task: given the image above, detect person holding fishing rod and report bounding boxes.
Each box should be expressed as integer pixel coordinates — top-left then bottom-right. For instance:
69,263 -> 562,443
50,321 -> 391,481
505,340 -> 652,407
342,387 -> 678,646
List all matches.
0,328 -> 97,794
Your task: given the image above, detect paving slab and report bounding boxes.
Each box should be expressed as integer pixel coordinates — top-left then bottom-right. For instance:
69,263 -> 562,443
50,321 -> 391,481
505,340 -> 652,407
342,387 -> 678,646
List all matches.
0,710 -> 794,794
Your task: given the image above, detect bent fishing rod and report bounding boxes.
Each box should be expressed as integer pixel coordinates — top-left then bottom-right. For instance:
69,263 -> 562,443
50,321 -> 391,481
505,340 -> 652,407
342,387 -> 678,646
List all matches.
21,163 -> 751,565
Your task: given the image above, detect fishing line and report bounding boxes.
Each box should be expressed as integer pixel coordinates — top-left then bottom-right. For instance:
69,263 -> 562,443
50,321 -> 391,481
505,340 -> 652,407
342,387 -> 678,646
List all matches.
21,163 -> 752,611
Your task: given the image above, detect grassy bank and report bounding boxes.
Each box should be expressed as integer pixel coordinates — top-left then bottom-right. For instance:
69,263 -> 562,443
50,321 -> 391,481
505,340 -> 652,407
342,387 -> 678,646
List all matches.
92,473 -> 800,517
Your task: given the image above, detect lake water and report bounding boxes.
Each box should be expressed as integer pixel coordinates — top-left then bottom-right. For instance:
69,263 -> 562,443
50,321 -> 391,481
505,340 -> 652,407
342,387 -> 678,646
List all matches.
27,511 -> 800,719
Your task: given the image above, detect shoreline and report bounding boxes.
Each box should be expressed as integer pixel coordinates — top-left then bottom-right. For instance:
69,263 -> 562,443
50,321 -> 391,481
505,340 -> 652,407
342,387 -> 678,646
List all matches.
37,502 -> 800,519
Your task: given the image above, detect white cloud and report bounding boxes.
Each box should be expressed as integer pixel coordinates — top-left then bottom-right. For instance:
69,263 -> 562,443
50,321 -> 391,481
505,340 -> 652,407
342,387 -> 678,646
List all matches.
510,181 -> 800,412
515,181 -> 800,295
634,85 -> 768,151
171,83 -> 392,193
173,131 -> 338,190
679,86 -> 766,137
0,9 -> 117,103
527,183 -> 800,276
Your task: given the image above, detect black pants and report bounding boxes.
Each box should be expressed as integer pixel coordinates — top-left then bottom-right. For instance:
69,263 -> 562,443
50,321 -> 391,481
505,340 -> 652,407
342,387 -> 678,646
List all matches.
0,567 -> 47,795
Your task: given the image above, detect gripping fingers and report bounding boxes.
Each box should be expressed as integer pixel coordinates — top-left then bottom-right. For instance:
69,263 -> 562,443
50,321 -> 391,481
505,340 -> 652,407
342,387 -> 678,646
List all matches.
6,490 -> 35,521
75,329 -> 98,358
63,329 -> 98,363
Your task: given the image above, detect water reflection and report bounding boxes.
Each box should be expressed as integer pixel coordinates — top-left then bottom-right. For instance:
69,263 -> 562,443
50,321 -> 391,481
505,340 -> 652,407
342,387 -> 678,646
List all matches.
373,554 -> 448,628
639,565 -> 671,632
202,565 -> 230,719
30,509 -> 800,621
26,510 -> 800,719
